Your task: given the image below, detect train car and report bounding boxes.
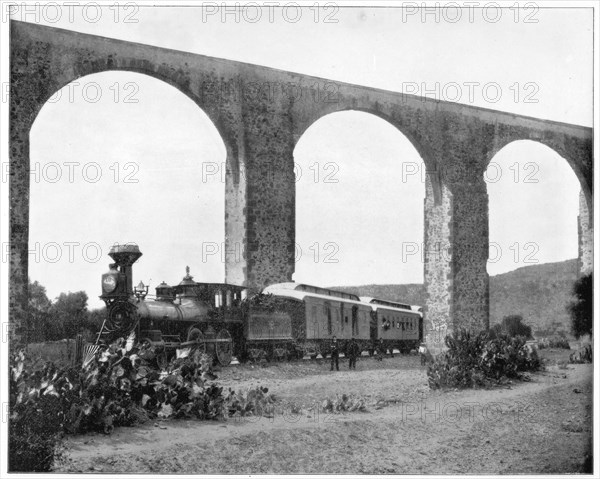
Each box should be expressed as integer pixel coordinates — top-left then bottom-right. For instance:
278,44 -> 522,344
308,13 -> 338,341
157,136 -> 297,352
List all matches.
361,297 -> 423,354
248,282 -> 374,359
99,244 -> 247,366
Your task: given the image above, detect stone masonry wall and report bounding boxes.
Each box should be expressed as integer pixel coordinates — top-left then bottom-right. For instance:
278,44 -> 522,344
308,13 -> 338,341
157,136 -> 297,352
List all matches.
424,176 -> 453,354
578,190 -> 593,276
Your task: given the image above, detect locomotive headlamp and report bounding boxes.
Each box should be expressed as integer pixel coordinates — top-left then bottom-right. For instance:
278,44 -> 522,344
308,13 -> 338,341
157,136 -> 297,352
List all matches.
134,280 -> 149,300
102,275 -> 117,293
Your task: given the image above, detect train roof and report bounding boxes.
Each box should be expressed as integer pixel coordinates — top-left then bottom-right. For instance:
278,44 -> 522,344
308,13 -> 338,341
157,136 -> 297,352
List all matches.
262,284 -> 423,314
360,296 -> 413,310
262,283 -> 364,304
360,297 -> 423,315
264,283 -> 360,301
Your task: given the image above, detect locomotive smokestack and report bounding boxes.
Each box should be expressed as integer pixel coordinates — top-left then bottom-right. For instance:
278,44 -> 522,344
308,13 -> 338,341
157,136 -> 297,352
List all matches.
108,244 -> 142,295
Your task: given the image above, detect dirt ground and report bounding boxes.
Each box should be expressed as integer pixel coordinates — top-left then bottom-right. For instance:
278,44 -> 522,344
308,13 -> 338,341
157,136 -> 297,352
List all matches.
56,350 -> 593,474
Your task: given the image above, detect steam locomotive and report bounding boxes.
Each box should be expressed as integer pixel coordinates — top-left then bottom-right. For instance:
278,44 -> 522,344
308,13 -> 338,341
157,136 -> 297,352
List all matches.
99,244 -> 423,365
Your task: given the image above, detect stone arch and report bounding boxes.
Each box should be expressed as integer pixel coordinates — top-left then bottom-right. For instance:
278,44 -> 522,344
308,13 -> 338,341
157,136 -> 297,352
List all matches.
292,109 -> 429,286
486,138 -> 592,276
10,56 -> 241,340
26,65 -> 238,180
487,137 -> 592,223
28,71 -> 230,305
294,105 -> 443,205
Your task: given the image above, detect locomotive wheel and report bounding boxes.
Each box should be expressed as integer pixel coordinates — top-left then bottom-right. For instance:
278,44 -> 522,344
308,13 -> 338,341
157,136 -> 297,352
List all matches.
187,326 -> 206,354
215,329 -> 233,366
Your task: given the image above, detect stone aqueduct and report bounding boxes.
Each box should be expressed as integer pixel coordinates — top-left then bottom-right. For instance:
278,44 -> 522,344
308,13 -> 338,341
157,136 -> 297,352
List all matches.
9,21 -> 593,351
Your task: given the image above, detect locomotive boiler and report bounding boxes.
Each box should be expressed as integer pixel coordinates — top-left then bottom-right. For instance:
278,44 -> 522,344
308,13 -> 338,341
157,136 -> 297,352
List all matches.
99,244 -> 246,366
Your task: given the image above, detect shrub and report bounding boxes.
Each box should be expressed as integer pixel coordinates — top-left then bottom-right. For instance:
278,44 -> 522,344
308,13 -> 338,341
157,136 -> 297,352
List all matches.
9,338 -> 274,471
567,272 -> 593,339
502,315 -> 533,339
322,394 -> 367,413
9,416 -> 65,472
9,352 -> 66,472
427,329 -> 489,389
569,345 -> 592,364
538,337 -> 571,349
489,315 -> 532,340
488,323 -> 503,340
427,329 -> 541,390
481,335 -> 540,379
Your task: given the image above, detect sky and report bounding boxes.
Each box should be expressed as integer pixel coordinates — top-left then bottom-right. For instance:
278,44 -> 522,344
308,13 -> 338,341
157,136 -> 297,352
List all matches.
9,2 -> 593,309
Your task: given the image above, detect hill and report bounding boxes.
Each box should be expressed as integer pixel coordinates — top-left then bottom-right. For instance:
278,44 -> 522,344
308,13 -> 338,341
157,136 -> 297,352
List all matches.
332,258 -> 579,337
488,259 -> 579,336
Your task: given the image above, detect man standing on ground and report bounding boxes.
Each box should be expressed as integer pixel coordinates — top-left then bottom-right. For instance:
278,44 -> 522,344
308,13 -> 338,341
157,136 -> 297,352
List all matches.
330,336 -> 339,371
419,342 -> 428,366
347,336 -> 360,370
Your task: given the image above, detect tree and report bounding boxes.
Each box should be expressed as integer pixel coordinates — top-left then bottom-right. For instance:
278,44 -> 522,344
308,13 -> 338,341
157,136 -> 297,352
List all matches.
568,272 -> 593,339
488,323 -> 504,340
48,291 -> 89,339
491,315 -> 532,339
27,279 -> 52,342
84,307 -> 107,341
